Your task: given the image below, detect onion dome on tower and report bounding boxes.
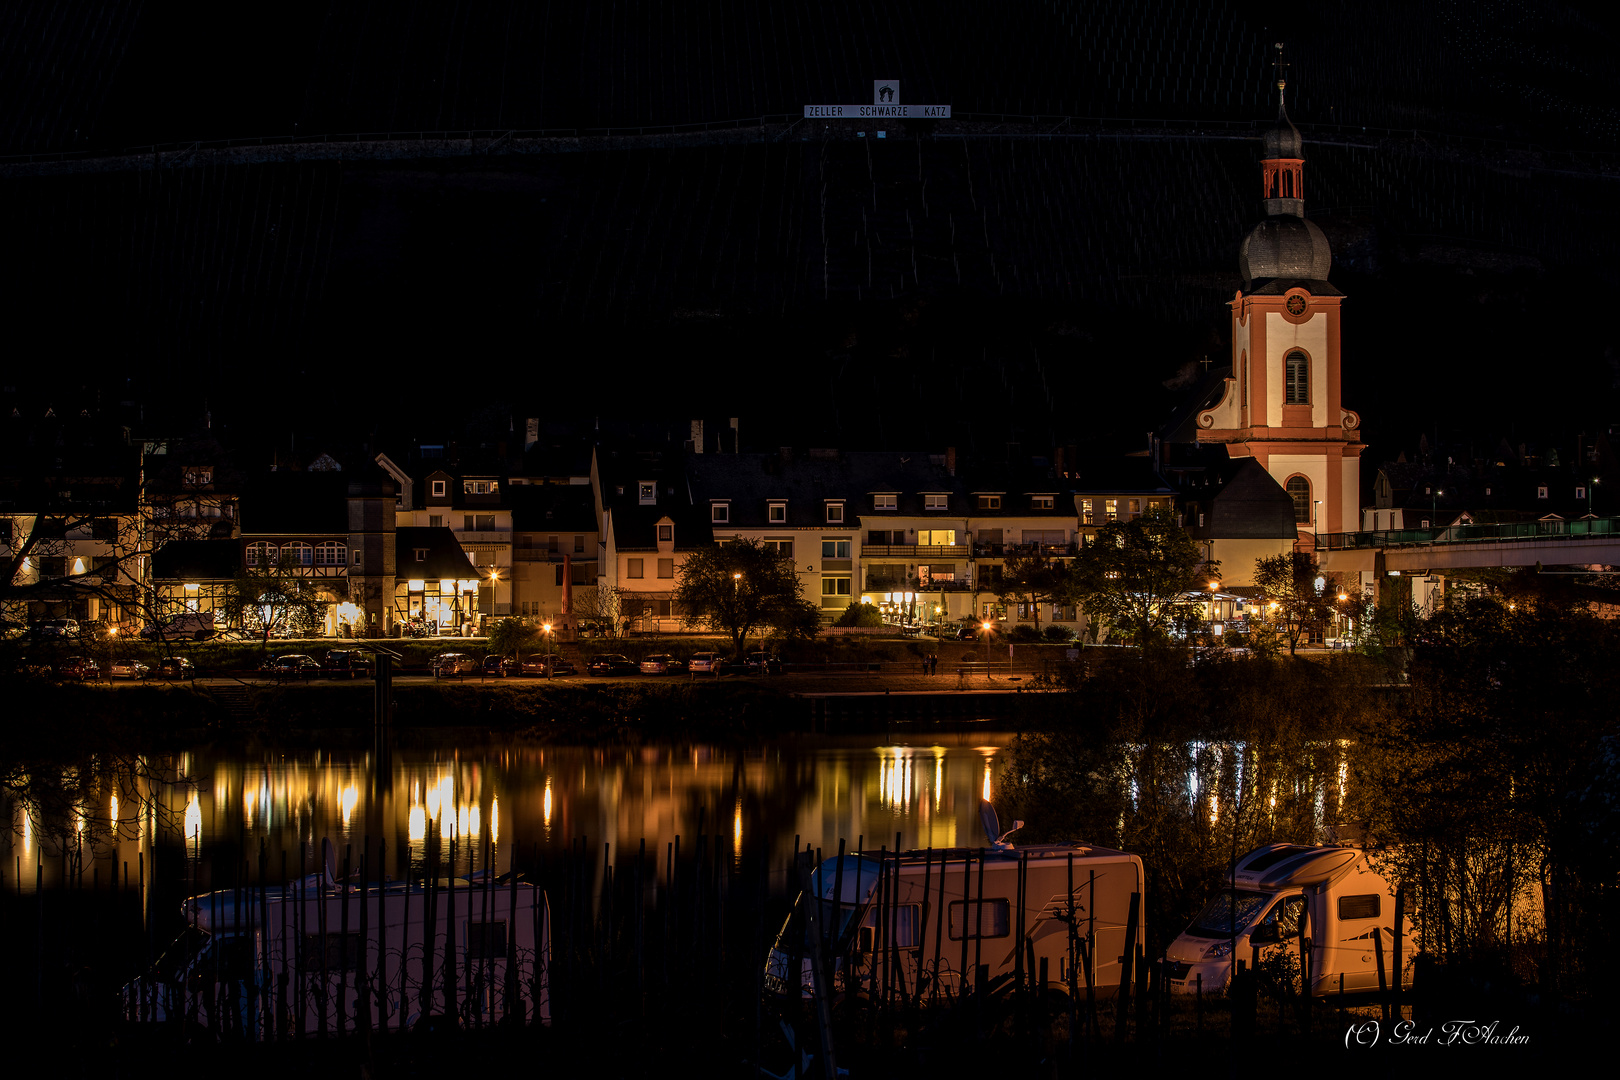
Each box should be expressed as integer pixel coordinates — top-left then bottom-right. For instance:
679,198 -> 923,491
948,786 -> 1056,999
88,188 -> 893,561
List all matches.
1237,51 -> 1336,294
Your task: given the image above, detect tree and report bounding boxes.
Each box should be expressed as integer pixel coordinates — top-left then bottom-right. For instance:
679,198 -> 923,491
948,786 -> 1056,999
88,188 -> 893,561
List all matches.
674,539 -> 822,655
1253,551 -> 1340,655
997,553 -> 1074,633
222,555 -> 327,650
571,584 -> 626,638
488,617 -> 539,661
1073,508 -> 1212,645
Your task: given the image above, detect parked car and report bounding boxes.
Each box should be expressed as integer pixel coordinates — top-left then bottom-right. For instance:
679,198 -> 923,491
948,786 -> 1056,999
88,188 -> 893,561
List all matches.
263,654 -> 321,678
142,613 -> 217,641
106,658 -> 151,680
431,652 -> 479,678
59,655 -> 101,680
639,653 -> 686,675
688,651 -> 723,675
585,654 -> 638,676
37,618 -> 81,639
152,657 -> 196,680
322,650 -> 375,679
482,654 -> 518,678
520,654 -> 576,677
743,651 -> 783,675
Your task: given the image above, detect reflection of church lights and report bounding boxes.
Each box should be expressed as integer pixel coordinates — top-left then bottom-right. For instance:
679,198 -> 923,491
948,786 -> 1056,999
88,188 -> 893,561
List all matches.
491,795 -> 500,845
468,804 -> 481,838
982,761 -> 992,803
934,753 -> 943,812
110,793 -> 119,830
733,797 -> 743,853
408,806 -> 426,842
341,784 -> 359,828
543,779 -> 553,830
21,806 -> 31,855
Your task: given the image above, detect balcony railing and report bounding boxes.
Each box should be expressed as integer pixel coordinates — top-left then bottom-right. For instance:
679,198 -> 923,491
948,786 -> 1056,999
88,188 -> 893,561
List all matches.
1317,515 -> 1620,551
860,544 -> 970,558
453,530 -> 512,545
973,542 -> 1077,558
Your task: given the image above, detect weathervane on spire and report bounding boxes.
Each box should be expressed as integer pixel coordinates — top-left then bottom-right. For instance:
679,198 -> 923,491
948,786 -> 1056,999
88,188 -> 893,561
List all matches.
1272,42 -> 1290,111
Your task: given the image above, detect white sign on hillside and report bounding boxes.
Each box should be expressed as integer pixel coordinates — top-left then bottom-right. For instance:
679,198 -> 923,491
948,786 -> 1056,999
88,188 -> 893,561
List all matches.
804,80 -> 950,120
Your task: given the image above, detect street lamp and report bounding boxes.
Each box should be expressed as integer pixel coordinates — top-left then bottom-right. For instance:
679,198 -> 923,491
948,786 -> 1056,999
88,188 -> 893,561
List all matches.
542,622 -> 553,678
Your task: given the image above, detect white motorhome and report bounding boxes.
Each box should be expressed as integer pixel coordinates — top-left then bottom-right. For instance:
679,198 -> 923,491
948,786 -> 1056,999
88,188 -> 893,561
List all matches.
1164,843 -> 1416,997
765,807 -> 1145,1003
124,868 -> 550,1035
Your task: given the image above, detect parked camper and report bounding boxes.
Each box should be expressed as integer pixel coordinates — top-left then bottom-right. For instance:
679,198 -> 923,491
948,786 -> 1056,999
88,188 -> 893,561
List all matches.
765,805 -> 1145,1003
123,864 -> 551,1035
1164,843 -> 1416,997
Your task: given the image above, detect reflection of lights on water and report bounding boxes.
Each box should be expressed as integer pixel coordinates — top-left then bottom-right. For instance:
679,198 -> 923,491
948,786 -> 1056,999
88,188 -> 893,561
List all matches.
491,795 -> 499,845
408,806 -> 426,842
468,804 -> 481,838
21,806 -> 31,855
934,753 -> 943,812
341,784 -> 359,828
185,790 -> 201,855
110,793 -> 119,830
982,762 -> 992,803
543,779 -> 553,830
733,797 -> 743,853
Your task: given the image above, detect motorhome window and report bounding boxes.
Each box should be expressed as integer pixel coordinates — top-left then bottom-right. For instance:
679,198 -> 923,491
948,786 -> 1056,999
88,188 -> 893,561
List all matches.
948,899 -> 1010,940
301,932 -> 363,970
469,921 -> 508,959
858,904 -> 921,952
1249,896 -> 1306,943
1187,890 -> 1268,937
1339,894 -> 1381,920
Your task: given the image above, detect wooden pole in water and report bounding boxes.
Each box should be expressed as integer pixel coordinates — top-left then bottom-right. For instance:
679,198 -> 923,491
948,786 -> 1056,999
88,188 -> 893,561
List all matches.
915,847 -> 932,1008
930,850 -> 947,1006
339,843 -> 351,1034
444,830 -> 457,1023
358,843 -> 370,1038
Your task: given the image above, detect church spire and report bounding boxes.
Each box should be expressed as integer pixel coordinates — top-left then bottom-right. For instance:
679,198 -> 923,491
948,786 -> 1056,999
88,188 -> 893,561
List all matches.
1260,43 -> 1304,217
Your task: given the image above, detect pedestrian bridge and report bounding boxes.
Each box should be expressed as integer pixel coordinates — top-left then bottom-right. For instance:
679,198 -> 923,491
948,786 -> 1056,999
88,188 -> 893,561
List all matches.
1316,516 -> 1620,574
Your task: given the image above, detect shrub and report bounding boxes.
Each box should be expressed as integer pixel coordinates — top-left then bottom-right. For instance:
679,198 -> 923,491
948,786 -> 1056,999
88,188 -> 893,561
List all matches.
834,602 -> 884,628
1007,624 -> 1043,643
1041,624 -> 1077,643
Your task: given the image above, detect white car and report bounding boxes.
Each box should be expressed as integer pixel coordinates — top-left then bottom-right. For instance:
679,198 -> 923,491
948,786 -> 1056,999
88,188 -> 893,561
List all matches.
688,651 -> 723,674
107,659 -> 151,680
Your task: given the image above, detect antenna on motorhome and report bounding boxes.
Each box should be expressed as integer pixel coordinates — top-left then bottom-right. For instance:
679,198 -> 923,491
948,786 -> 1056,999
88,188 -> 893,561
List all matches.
980,801 -> 1025,850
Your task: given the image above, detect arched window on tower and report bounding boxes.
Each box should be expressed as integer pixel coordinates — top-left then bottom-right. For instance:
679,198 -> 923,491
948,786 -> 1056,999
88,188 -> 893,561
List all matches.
1285,350 -> 1309,404
1286,476 -> 1312,524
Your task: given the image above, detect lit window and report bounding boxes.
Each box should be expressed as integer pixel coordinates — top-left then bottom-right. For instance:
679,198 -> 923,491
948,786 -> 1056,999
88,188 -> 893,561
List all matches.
1105,499 -> 1118,522
873,494 -> 897,510
1285,350 -> 1309,404
711,502 -> 729,523
1128,499 -> 1140,515
924,494 -> 947,511
314,541 -> 347,566
768,502 -> 787,523
1081,499 -> 1094,526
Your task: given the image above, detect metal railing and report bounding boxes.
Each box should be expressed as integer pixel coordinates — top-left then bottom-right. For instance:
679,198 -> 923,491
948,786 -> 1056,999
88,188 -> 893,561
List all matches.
1317,515 -> 1620,550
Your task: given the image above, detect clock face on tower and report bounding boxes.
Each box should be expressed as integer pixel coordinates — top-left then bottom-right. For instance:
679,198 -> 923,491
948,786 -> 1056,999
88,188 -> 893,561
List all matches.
1285,294 -> 1308,317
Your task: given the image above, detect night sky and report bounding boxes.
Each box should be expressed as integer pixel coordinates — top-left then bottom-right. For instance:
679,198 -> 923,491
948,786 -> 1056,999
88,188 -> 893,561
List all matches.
3,1 -> 1618,463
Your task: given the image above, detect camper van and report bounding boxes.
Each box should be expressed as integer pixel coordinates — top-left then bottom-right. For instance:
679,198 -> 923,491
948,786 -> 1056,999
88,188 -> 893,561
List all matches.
1164,843 -> 1416,997
124,867 -> 551,1035
765,806 -> 1145,1003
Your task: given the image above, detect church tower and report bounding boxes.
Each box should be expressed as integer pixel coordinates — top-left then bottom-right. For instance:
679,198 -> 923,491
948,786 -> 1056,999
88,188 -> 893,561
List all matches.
1191,58 -> 1362,549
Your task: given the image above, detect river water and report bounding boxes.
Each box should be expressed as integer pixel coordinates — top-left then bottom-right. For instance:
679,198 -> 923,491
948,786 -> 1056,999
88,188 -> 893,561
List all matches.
3,731 -> 1015,897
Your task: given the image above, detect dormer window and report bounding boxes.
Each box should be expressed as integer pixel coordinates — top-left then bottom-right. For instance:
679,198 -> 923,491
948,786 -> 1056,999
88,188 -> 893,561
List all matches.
463,479 -> 498,495
768,501 -> 787,523
639,482 -> 656,506
873,494 -> 897,510
825,501 -> 845,523
924,494 -> 947,511
431,480 -> 447,498
711,502 -> 729,523
1576,486 -> 1587,500
658,524 -> 673,542
414,548 -> 428,562
978,495 -> 1001,510
1537,486 -> 1548,499
1031,495 -> 1055,510
182,466 -> 213,489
